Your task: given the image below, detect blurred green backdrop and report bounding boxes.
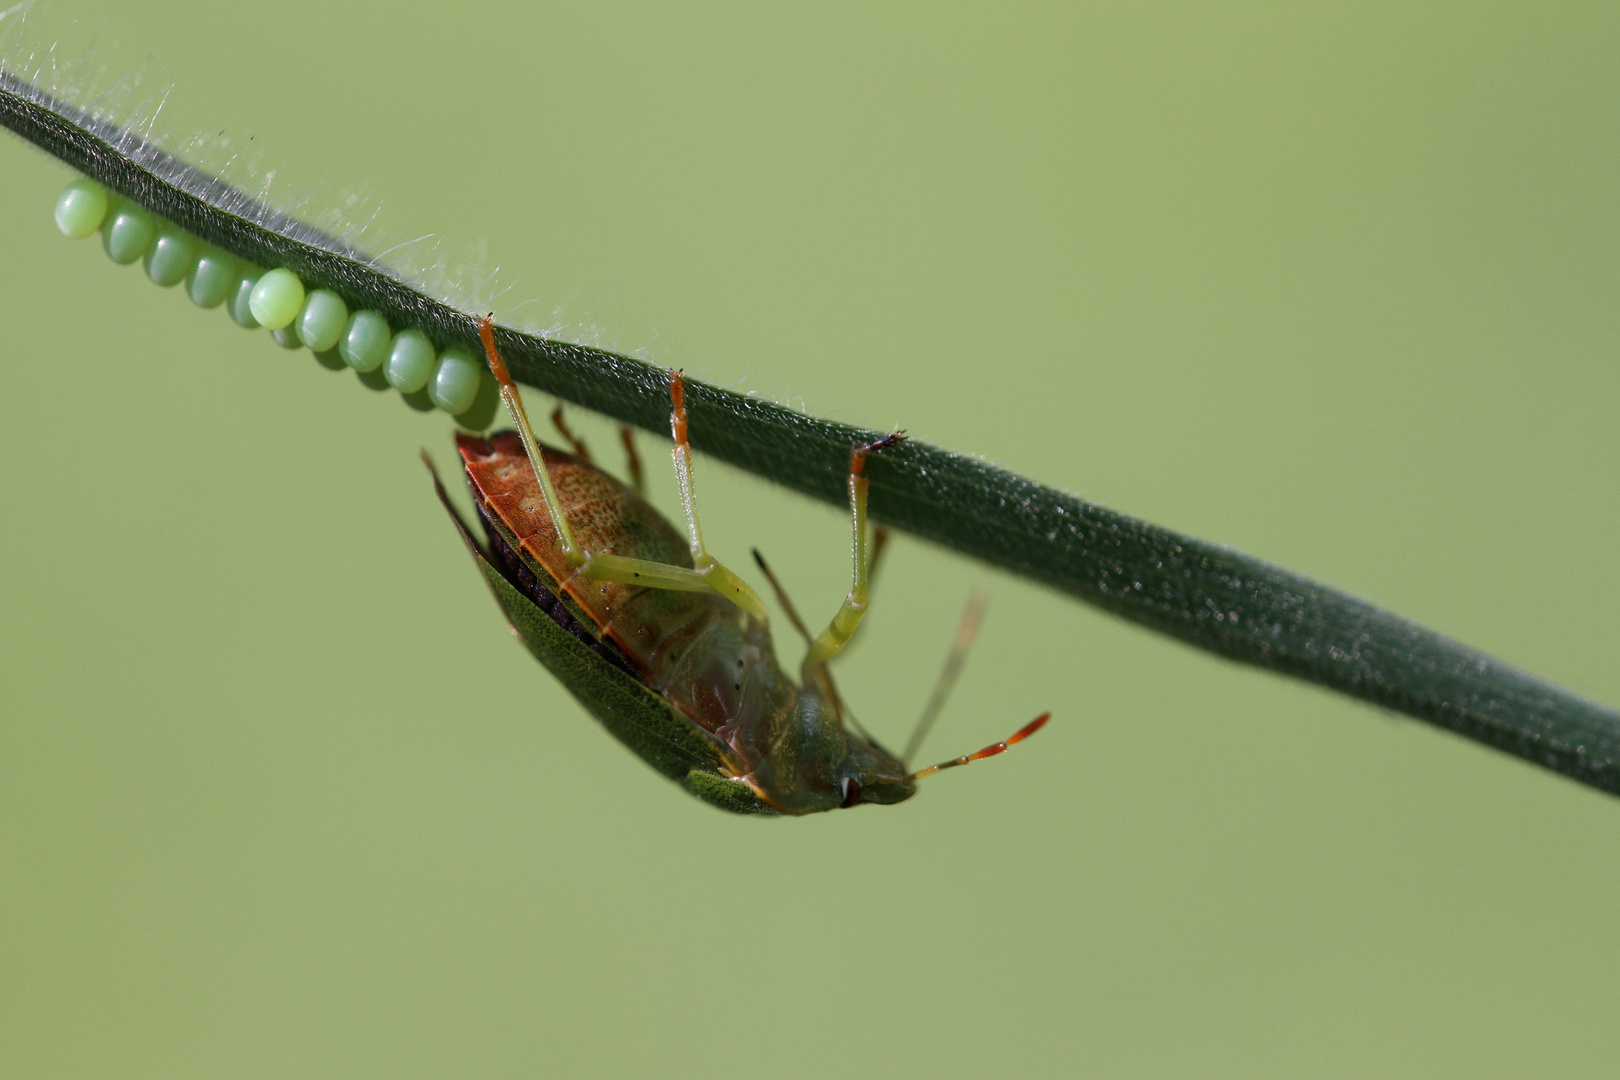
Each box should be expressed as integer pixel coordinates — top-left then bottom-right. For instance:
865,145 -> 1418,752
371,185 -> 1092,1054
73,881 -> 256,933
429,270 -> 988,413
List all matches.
2,2 -> 1618,1076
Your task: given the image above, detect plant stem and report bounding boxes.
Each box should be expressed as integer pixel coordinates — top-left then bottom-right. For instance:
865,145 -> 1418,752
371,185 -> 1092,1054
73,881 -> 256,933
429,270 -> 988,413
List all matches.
4,70 -> 1617,798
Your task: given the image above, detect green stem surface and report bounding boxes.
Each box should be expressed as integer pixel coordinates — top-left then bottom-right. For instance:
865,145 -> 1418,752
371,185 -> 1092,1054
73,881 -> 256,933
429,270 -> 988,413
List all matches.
4,71 -> 1617,798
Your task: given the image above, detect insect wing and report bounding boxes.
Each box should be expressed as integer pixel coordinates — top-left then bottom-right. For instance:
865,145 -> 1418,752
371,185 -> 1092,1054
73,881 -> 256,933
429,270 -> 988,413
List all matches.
430,461 -> 775,814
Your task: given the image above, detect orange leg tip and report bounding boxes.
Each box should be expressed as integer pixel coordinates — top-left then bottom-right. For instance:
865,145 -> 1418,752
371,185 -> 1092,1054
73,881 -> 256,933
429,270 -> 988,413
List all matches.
669,370 -> 689,443
477,314 -> 513,384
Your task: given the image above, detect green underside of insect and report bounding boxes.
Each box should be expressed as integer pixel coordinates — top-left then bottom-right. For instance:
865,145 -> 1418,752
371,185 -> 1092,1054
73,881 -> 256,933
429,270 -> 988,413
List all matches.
431,468 -> 777,814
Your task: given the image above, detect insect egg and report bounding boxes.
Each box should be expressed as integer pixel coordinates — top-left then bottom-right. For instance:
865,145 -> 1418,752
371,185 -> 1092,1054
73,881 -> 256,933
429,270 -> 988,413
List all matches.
295,289 -> 349,352
143,225 -> 199,287
186,248 -> 239,308
338,310 -> 391,372
385,329 -> 436,394
429,348 -> 481,415
227,268 -> 264,328
248,267 -> 304,329
101,202 -> 155,265
53,178 -> 108,239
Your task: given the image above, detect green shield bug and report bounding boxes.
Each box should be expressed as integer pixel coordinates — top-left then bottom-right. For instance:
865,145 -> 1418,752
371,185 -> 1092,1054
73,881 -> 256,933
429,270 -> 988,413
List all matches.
428,316 -> 1048,815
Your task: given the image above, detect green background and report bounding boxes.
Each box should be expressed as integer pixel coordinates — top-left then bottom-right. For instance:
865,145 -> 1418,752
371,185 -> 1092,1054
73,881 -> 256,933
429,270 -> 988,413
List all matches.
3,2 -> 1618,1075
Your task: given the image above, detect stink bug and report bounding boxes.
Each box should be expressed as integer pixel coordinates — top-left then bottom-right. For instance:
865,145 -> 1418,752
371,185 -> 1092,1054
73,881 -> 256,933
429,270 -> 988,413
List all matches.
427,316 -> 1048,815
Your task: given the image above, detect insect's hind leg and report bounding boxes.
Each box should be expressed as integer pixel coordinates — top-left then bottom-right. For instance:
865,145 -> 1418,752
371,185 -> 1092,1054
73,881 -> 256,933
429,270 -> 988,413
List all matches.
477,315 -> 586,566
802,432 -> 904,677
475,320 -> 767,620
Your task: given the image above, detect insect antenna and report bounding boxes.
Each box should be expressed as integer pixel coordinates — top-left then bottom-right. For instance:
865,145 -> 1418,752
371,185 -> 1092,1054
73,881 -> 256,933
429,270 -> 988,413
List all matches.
751,548 -> 814,645
906,713 -> 1050,782
901,590 -> 988,765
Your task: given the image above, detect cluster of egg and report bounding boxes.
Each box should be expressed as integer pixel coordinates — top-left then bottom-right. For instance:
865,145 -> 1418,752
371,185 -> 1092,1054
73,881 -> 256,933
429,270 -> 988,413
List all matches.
53,177 -> 495,424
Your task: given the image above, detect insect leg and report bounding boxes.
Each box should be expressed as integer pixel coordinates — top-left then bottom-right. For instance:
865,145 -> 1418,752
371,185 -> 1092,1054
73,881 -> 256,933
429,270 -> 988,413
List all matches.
477,315 -> 585,566
868,526 -> 891,592
662,371 -> 770,623
840,525 -> 890,657
582,551 -> 770,620
574,553 -> 725,594
802,433 -> 905,676
550,405 -> 592,461
618,426 -> 646,494
753,550 -> 892,745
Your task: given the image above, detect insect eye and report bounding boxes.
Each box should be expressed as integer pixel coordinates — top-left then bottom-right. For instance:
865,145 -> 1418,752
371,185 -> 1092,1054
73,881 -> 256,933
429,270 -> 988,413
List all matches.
839,778 -> 863,808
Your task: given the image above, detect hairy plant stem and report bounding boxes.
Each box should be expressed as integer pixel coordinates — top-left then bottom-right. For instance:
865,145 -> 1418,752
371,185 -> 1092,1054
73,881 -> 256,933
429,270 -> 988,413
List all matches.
4,70 -> 1617,799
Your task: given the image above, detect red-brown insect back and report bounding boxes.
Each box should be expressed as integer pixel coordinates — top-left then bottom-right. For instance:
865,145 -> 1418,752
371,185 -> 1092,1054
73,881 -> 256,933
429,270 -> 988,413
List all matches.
907,713 -> 1051,781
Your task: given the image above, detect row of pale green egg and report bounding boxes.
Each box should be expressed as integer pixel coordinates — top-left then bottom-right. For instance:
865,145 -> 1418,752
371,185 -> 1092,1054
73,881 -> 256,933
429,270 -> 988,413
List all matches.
53,177 -> 496,426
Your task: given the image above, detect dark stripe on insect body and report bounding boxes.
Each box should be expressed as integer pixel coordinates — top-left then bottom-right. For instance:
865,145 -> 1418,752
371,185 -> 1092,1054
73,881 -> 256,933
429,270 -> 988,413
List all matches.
474,495 -> 639,678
